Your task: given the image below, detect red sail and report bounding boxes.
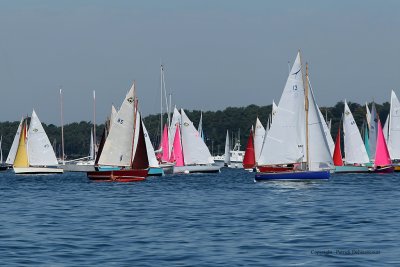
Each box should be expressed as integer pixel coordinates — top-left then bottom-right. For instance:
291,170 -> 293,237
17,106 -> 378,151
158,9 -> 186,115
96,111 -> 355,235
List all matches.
131,117 -> 149,170
333,126 -> 343,166
243,128 -> 256,169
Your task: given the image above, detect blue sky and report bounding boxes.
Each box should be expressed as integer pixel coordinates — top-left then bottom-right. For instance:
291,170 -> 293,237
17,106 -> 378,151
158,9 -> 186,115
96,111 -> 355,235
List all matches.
0,0 -> 399,124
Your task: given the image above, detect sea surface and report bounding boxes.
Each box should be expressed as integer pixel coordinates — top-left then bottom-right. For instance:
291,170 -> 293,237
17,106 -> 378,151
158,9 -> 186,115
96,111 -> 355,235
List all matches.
0,168 -> 399,266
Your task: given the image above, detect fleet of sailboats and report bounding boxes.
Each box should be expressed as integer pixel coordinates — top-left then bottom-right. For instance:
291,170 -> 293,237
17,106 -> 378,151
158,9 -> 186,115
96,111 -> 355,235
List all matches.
1,51 -> 398,181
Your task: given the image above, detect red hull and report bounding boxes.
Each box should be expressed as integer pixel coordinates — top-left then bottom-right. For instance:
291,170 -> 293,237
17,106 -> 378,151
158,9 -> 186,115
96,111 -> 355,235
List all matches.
258,165 -> 294,173
87,169 -> 148,182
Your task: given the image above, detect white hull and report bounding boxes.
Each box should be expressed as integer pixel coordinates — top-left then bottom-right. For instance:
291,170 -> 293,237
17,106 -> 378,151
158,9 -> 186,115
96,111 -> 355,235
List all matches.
214,159 -> 243,169
173,165 -> 221,174
14,167 -> 64,174
60,164 -> 95,172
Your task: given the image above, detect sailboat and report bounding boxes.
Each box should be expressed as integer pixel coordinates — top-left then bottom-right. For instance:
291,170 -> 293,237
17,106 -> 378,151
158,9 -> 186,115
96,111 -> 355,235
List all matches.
383,90 -> 400,171
371,119 -> 394,173
154,64 -> 175,174
256,52 -> 332,180
60,90 -> 98,172
334,101 -> 370,173
213,129 -> 245,168
13,110 -> 63,174
172,109 -> 221,174
87,83 -> 148,181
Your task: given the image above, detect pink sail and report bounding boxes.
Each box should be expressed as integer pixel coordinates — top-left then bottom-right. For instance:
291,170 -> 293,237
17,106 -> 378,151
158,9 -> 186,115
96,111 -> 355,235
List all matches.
161,124 -> 170,162
374,120 -> 392,167
169,124 -> 184,167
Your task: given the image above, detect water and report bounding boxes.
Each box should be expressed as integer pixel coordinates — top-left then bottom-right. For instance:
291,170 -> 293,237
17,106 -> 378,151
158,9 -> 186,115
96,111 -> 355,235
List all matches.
0,168 -> 399,266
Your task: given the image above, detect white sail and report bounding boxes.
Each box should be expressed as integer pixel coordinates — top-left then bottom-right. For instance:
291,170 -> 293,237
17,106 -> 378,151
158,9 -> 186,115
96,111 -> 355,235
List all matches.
6,118 -> 23,165
343,101 -> 370,164
258,52 -> 306,165
27,110 -> 58,166
307,77 -> 333,171
98,84 -> 135,167
366,103 -> 371,126
224,130 -> 230,165
368,103 -> 378,160
89,128 -> 94,160
387,90 -> 400,159
383,114 -> 389,142
254,117 -> 266,163
180,109 -> 214,165
168,107 -> 181,157
142,118 -> 160,168
317,105 -> 335,156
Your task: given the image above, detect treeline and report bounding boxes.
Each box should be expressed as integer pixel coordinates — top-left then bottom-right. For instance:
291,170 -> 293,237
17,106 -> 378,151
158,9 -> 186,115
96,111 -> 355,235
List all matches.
0,101 -> 390,159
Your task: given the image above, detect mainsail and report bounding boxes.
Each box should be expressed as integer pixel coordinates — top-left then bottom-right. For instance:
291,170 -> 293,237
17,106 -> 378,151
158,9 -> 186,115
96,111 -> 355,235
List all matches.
180,109 -> 214,165
258,51 -> 306,165
387,90 -> 400,159
98,84 -> 135,167
27,110 -> 58,166
343,101 -> 370,164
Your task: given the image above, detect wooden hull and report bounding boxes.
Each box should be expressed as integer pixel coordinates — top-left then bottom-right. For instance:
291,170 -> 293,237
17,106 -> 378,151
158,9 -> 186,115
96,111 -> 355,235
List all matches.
370,166 -> 395,173
255,170 -> 330,181
393,165 -> 400,172
14,167 -> 64,174
173,165 -> 221,174
87,169 -> 148,182
334,165 -> 369,173
257,165 -> 294,173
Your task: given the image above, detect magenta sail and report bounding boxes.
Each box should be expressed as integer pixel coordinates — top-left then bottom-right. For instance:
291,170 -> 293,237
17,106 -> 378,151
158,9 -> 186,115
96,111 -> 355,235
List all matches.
374,120 -> 392,167
170,124 -> 184,167
161,124 -> 170,162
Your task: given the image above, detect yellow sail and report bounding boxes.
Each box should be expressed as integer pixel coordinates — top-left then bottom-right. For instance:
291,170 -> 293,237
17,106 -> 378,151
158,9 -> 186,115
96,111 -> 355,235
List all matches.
13,121 -> 29,168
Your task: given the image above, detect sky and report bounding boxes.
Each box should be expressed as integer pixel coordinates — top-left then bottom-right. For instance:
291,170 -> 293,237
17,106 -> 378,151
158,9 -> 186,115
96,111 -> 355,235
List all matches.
0,0 -> 400,125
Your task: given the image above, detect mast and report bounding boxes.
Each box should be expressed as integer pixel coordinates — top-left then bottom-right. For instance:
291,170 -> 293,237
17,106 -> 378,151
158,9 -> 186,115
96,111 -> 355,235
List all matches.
160,64 -> 163,140
60,88 -> 65,164
0,136 -> 3,163
130,81 -> 138,167
389,90 -> 393,142
168,93 -> 172,127
304,60 -> 310,169
93,90 -> 96,159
